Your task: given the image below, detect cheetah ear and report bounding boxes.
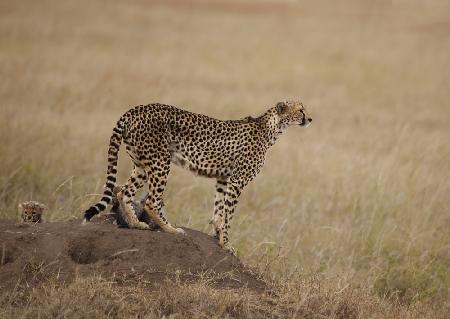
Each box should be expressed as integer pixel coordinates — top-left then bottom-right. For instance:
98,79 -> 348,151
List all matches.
18,203 -> 23,210
276,102 -> 287,115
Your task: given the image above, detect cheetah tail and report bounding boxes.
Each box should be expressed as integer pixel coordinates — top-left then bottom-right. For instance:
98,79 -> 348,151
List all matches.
83,119 -> 124,222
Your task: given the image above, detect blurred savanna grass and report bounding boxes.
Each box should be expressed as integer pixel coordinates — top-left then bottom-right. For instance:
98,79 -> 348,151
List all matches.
1,0 -> 449,317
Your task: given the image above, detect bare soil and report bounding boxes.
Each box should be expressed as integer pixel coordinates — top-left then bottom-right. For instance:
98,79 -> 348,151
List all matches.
0,221 -> 264,292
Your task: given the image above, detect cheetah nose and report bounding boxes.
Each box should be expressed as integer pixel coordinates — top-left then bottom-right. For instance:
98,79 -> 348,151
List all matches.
308,118 -> 312,123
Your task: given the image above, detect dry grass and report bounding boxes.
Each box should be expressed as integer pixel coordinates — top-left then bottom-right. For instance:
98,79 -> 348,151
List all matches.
0,0 -> 449,317
0,273 -> 443,319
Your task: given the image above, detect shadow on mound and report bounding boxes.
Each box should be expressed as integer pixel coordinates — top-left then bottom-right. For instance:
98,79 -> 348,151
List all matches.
0,221 -> 264,291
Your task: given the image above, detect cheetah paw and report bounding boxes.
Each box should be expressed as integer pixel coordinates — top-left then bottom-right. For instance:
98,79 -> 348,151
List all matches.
132,222 -> 150,230
221,243 -> 237,256
175,228 -> 187,236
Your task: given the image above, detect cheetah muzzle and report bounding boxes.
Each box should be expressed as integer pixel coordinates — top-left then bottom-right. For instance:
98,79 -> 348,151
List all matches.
83,100 -> 312,254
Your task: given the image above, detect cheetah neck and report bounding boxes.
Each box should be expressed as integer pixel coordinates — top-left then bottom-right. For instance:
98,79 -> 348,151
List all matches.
260,112 -> 285,147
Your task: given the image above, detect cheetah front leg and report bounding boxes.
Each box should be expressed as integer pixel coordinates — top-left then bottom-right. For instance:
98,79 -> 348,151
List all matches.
218,181 -> 243,255
210,179 -> 227,238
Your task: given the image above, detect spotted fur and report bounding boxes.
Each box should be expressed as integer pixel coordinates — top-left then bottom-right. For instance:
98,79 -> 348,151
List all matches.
83,101 -> 312,253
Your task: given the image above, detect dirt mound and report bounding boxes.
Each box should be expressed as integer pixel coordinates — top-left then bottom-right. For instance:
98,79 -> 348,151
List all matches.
0,221 -> 264,291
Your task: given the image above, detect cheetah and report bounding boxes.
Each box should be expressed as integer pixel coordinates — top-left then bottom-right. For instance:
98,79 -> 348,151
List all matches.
18,201 -> 46,223
83,101 -> 312,253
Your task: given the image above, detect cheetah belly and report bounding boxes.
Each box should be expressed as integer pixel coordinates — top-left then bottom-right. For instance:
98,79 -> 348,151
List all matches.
170,151 -> 231,179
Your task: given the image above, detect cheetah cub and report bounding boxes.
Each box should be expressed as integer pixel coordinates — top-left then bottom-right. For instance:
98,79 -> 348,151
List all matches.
19,201 -> 46,223
83,101 -> 312,254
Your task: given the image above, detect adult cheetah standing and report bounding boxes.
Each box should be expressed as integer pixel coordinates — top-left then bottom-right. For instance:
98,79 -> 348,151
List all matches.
84,101 -> 312,253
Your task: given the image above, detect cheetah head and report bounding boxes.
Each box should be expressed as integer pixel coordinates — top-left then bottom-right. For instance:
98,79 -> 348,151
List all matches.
275,100 -> 312,128
18,201 -> 45,223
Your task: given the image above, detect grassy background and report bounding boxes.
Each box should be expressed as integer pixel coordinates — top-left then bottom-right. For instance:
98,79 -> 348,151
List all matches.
1,0 -> 449,317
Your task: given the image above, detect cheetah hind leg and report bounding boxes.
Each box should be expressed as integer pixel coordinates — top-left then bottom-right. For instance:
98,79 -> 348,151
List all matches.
116,191 -> 149,230
144,202 -> 186,235
117,166 -> 149,230
143,164 -> 186,236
